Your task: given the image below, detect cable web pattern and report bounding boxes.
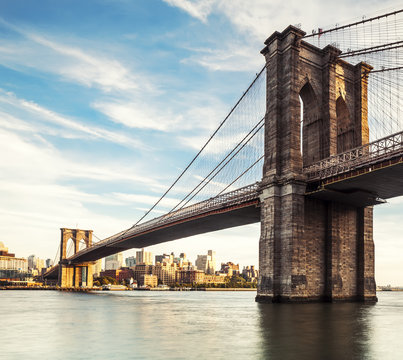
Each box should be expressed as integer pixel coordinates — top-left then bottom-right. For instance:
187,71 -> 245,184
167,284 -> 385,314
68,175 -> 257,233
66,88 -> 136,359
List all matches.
135,67 -> 266,225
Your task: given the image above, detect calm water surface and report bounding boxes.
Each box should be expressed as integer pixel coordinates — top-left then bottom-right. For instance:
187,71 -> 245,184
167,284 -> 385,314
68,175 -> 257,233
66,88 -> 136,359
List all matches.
1,290 -> 402,359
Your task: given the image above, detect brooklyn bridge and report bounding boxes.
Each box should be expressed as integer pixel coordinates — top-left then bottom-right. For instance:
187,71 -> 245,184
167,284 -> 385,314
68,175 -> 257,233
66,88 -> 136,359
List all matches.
44,10 -> 403,303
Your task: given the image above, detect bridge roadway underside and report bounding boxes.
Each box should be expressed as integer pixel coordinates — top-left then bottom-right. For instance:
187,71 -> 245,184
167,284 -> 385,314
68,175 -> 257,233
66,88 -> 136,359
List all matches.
306,157 -> 403,206
70,201 -> 261,264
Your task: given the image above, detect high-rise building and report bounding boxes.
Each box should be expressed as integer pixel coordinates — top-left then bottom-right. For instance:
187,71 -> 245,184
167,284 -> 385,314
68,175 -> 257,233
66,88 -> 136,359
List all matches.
155,253 -> 170,264
125,256 -> 136,267
45,259 -> 54,268
28,255 -> 37,271
136,248 -> 153,265
93,259 -> 102,277
195,250 -> 216,274
105,253 -> 123,270
153,262 -> 177,285
36,258 -> 45,273
207,250 -> 216,274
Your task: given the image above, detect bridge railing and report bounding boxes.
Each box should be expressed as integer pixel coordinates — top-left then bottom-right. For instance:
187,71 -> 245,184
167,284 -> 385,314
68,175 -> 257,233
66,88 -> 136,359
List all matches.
304,130 -> 403,181
71,183 -> 260,258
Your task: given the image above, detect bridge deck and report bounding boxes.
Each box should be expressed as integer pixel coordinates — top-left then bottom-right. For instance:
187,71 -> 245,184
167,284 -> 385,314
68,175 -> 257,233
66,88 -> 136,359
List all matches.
66,184 -> 261,264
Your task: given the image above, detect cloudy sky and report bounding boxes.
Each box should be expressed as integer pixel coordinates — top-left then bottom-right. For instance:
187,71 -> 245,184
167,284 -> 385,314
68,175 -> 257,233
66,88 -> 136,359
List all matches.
0,0 -> 401,285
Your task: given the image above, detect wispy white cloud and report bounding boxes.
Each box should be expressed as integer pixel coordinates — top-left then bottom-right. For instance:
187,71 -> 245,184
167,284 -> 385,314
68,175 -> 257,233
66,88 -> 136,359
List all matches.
0,89 -> 145,149
0,18 -> 156,95
162,0 -> 215,23
181,43 -> 263,72
0,127 -> 162,187
92,100 -> 184,132
92,95 -> 226,134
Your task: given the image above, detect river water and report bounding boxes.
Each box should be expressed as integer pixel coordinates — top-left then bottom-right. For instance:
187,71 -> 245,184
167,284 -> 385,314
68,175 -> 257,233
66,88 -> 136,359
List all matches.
0,290 -> 402,359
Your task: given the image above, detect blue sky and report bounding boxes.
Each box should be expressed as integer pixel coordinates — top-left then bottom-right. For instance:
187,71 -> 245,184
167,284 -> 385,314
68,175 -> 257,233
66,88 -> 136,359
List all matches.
0,0 -> 402,285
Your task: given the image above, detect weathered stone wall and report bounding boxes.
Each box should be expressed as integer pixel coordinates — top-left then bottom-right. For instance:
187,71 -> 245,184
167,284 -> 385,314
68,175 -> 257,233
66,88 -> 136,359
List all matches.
304,198 -> 326,299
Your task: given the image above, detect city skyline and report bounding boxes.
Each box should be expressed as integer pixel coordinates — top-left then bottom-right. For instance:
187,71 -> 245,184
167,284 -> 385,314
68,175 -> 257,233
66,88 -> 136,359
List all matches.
0,0 -> 402,286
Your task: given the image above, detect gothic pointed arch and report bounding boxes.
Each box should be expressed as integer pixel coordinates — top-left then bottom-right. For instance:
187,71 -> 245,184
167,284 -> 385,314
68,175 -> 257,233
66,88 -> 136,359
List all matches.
65,237 -> 75,258
299,81 -> 321,165
336,96 -> 354,153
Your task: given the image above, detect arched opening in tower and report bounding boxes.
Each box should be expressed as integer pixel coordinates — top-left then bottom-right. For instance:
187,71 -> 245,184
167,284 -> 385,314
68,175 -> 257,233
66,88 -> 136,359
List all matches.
66,237 -> 75,258
299,82 -> 319,165
336,96 -> 354,153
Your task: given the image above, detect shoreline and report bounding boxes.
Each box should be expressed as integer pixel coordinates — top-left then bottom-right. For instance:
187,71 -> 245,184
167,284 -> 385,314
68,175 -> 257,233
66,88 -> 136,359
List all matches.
0,286 -> 257,292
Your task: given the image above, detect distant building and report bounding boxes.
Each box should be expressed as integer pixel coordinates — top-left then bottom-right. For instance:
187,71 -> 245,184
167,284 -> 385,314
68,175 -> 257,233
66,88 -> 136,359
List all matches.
45,259 -> 54,268
136,248 -> 153,265
93,259 -> 102,277
27,254 -> 45,272
36,258 -> 45,273
105,253 -> 123,270
118,268 -> 135,283
219,262 -> 240,277
242,266 -> 259,282
133,264 -> 153,283
204,274 -> 226,285
195,250 -> 216,274
153,262 -> 177,285
140,274 -> 158,288
125,256 -> 136,267
155,253 -> 172,264
28,255 -> 37,271
100,269 -> 121,282
0,242 -> 29,281
176,269 -> 205,285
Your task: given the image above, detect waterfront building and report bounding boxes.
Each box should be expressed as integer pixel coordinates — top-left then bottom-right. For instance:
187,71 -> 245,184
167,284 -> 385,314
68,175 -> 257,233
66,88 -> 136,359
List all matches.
133,264 -> 153,283
204,274 -> 226,285
176,269 -> 205,285
118,268 -> 135,283
136,248 -> 153,265
153,262 -> 177,285
0,242 -> 29,281
140,274 -> 158,288
100,269 -> 121,282
125,256 -> 136,267
105,253 -> 123,270
195,250 -> 216,274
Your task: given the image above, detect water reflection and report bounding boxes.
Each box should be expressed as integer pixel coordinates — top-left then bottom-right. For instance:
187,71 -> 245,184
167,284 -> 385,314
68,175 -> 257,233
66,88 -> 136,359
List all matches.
258,302 -> 373,360
1,291 -> 402,359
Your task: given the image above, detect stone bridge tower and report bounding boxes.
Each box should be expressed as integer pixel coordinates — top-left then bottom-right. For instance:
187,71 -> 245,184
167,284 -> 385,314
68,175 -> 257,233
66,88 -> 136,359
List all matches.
256,26 -> 376,302
58,228 -> 94,288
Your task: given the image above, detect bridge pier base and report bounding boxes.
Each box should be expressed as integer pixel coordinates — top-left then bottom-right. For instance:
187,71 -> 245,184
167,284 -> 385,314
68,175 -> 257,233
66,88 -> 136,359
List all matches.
256,194 -> 377,303
59,263 -> 93,288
